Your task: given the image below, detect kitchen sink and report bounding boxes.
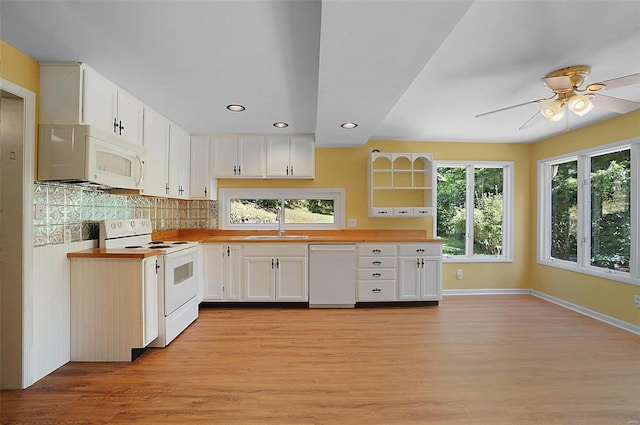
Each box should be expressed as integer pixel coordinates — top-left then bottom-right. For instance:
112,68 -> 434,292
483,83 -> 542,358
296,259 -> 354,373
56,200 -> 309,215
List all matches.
244,235 -> 309,240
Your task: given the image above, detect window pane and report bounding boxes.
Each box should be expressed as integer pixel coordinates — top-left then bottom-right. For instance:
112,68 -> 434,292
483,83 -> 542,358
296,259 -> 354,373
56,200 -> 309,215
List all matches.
550,161 -> 578,262
230,199 -> 279,224
473,167 -> 503,255
590,150 -> 631,272
437,167 -> 466,255
284,199 -> 334,224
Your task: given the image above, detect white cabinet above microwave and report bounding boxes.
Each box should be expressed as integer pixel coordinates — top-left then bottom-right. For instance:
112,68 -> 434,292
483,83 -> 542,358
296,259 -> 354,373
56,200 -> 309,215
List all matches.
39,62 -> 144,147
38,125 -> 146,190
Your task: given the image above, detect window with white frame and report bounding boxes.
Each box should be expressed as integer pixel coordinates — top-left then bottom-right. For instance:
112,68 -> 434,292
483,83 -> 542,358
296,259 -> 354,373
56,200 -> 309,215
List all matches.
435,161 -> 513,261
219,188 -> 345,230
538,139 -> 639,285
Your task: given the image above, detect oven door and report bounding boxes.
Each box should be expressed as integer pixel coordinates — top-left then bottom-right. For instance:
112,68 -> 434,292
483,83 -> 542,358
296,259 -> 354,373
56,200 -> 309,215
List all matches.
162,248 -> 199,316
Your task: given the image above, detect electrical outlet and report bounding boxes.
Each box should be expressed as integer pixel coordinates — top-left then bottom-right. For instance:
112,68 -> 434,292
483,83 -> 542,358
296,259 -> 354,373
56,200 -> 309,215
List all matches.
348,218 -> 357,227
34,203 -> 45,220
634,295 -> 640,308
456,269 -> 463,280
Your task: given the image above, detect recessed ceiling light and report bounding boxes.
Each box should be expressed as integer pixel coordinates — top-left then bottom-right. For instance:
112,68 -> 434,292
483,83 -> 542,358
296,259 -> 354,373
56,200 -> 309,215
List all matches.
341,122 -> 358,129
273,122 -> 289,128
226,104 -> 245,112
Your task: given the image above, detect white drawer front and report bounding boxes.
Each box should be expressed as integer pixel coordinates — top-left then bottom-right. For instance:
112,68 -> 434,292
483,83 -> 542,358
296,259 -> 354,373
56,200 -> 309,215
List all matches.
358,280 -> 396,301
358,244 -> 397,257
358,257 -> 396,268
358,268 -> 395,280
371,208 -> 393,217
413,207 -> 433,216
392,207 -> 413,217
398,244 -> 442,256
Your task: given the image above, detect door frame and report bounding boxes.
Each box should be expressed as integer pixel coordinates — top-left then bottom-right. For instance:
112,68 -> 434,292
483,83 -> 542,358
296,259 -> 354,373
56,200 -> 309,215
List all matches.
0,78 -> 36,388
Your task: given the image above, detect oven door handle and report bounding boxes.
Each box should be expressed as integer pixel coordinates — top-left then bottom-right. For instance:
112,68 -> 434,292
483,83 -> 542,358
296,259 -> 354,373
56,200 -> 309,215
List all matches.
163,246 -> 198,263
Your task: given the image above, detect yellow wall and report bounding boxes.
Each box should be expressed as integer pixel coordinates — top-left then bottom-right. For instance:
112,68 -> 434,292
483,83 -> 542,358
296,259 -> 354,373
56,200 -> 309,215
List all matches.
1,40 -> 40,177
219,140 -> 532,292
529,110 -> 640,325
0,40 -> 40,91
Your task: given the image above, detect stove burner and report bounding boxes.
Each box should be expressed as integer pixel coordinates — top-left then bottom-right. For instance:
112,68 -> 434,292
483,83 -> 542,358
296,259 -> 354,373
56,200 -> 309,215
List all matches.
148,241 -> 165,245
125,245 -> 143,249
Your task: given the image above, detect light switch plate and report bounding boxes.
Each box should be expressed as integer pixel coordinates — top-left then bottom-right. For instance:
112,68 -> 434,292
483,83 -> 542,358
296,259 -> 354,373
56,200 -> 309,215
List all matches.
348,218 -> 356,227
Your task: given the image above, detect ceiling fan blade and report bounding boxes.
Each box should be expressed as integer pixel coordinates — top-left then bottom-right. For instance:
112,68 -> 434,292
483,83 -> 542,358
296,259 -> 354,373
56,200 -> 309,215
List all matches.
592,94 -> 640,114
476,97 -> 549,118
543,76 -> 573,92
519,111 -> 544,130
587,73 -> 640,91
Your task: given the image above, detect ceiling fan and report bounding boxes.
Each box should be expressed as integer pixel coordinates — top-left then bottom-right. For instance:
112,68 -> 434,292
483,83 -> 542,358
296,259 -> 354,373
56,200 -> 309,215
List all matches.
476,65 -> 640,130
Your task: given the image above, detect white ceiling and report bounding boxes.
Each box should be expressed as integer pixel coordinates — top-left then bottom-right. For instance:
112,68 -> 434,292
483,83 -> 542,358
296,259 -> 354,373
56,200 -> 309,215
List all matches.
1,0 -> 639,147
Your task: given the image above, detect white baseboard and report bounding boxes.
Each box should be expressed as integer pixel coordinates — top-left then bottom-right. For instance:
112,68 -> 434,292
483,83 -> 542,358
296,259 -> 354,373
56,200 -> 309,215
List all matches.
530,290 -> 640,336
443,288 -> 532,296
443,288 -> 639,335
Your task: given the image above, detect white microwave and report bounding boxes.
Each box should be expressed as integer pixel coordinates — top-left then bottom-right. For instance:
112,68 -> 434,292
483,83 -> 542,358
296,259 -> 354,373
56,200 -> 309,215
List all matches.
38,125 -> 146,190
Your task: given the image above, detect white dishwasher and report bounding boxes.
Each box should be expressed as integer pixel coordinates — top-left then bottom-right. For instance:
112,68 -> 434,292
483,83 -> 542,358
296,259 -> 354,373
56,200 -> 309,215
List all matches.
309,244 -> 357,308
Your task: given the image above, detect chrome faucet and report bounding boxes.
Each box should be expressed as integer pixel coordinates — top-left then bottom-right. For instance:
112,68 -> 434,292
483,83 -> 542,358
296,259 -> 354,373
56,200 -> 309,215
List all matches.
277,207 -> 285,237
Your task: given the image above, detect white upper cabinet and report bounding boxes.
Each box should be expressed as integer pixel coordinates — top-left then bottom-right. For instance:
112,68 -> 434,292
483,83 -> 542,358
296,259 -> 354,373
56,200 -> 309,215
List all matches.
265,135 -> 315,179
212,135 -> 264,178
141,108 -> 170,197
168,124 -> 191,198
190,135 -> 216,200
40,63 -> 144,146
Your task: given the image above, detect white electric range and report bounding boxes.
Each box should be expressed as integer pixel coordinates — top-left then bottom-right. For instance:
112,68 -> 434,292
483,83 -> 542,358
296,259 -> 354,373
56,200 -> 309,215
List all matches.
100,219 -> 200,347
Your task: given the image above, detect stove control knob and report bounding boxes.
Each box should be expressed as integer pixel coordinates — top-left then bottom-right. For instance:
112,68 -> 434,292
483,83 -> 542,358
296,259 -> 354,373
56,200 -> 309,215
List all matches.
130,220 -> 136,228
111,223 -> 117,229
117,222 -> 123,228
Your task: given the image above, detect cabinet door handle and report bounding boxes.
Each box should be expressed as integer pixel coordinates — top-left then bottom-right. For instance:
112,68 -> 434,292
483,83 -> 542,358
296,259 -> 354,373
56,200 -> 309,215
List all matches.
372,288 -> 381,293
271,258 -> 274,269
238,165 -> 241,175
372,272 -> 381,278
421,258 -> 424,268
417,258 -> 421,268
276,258 -> 280,269
290,165 -> 294,175
118,120 -> 125,135
204,187 -> 207,197
372,261 -> 382,265
227,246 -> 230,257
372,249 -> 381,254
113,117 -> 119,133
286,165 -> 289,176
233,165 -> 237,176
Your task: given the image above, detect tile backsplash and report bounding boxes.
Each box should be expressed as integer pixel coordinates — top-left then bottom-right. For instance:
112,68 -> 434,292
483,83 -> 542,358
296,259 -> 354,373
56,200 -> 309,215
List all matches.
33,182 -> 218,247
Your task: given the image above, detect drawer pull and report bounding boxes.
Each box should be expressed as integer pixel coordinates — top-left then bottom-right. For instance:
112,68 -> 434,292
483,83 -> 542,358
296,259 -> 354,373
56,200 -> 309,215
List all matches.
372,273 -> 381,278
372,249 -> 382,254
416,248 -> 425,253
372,288 -> 381,293
372,261 -> 382,265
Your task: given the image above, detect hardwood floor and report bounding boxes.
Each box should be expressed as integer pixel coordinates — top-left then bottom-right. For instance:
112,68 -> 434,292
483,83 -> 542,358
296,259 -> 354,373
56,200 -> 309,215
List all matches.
2,295 -> 639,424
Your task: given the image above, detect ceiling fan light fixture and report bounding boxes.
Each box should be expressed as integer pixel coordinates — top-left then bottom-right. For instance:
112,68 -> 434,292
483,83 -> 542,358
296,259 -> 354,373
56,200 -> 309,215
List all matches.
341,122 -> 358,129
540,99 -> 565,121
568,94 -> 594,116
273,122 -> 289,128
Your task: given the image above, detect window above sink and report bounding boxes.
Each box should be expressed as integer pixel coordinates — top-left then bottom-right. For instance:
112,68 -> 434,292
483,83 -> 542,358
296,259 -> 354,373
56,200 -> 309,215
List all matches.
219,188 -> 345,231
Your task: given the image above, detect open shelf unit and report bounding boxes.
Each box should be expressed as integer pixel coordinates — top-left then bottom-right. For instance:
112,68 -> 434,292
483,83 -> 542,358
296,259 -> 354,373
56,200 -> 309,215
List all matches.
368,152 -> 435,218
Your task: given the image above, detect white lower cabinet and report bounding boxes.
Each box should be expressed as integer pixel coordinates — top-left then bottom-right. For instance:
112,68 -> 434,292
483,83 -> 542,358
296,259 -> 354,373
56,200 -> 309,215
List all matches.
357,243 -> 397,301
202,244 -> 241,301
398,244 -> 442,301
243,244 -> 308,302
70,256 -> 159,361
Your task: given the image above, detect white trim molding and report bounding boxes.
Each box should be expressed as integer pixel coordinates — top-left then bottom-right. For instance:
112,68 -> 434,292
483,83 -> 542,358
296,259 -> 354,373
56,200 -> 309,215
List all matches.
443,289 -> 639,335
530,290 -> 640,336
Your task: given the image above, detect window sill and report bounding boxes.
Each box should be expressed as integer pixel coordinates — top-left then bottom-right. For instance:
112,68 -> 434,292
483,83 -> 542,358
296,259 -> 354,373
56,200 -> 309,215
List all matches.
443,256 -> 512,263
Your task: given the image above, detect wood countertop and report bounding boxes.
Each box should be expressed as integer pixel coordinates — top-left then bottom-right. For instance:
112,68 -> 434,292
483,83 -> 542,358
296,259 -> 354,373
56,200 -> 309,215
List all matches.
153,229 -> 443,244
67,248 -> 161,259
67,230 -> 442,258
